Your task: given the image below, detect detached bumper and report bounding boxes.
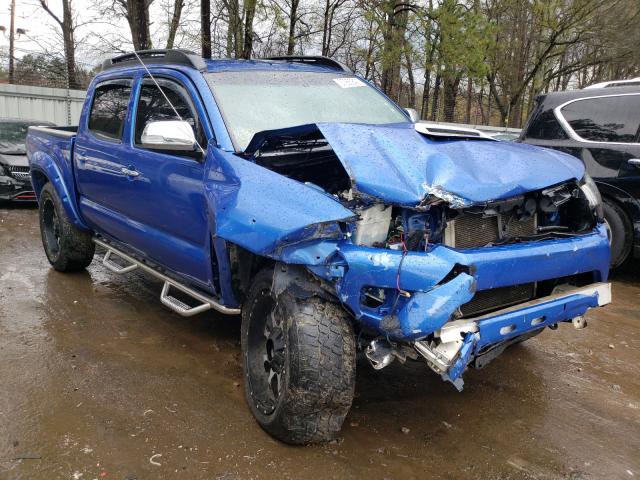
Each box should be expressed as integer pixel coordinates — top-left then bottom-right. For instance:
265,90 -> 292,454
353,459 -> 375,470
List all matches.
416,282 -> 611,389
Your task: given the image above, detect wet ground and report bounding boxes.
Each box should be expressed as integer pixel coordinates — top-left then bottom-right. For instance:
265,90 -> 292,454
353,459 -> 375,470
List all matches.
0,205 -> 639,480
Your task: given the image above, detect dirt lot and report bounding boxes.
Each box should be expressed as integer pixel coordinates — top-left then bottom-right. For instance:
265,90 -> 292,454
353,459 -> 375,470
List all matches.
1,205 -> 639,480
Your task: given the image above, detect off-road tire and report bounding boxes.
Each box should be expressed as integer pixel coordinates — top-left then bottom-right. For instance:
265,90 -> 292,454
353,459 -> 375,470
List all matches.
39,182 -> 95,272
603,198 -> 632,269
241,268 -> 356,445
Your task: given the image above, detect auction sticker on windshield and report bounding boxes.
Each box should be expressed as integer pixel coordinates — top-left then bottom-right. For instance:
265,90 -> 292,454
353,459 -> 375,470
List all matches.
333,77 -> 365,88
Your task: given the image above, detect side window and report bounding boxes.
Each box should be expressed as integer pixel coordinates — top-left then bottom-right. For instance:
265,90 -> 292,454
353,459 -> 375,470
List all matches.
88,83 -> 131,141
525,110 -> 568,140
134,80 -> 203,148
560,95 -> 640,143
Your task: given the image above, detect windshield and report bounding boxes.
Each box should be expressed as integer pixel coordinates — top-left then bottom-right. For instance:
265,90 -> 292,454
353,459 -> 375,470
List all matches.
0,121 -> 38,154
206,71 -> 409,150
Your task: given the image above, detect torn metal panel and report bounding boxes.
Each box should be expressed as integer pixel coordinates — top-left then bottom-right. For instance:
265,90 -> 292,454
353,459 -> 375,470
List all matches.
203,147 -> 355,257
390,272 -> 476,338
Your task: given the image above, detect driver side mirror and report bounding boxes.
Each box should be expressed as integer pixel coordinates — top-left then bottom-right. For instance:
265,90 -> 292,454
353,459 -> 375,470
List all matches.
404,108 -> 420,123
141,120 -> 197,151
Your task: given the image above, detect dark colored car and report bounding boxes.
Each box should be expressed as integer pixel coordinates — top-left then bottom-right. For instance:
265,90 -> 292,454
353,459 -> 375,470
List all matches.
0,118 -> 54,202
521,86 -> 640,268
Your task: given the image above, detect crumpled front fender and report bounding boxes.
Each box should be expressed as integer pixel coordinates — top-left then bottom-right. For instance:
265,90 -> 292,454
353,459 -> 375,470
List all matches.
203,147 -> 355,257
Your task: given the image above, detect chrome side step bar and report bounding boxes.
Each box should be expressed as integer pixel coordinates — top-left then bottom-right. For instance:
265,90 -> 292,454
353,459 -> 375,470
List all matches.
94,238 -> 241,316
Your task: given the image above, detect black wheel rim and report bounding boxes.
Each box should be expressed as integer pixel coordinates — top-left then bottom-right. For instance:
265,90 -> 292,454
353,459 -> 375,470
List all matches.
42,198 -> 61,257
246,289 -> 285,416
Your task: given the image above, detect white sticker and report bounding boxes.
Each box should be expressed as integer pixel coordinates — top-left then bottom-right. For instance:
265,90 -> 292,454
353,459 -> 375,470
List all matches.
333,77 -> 365,88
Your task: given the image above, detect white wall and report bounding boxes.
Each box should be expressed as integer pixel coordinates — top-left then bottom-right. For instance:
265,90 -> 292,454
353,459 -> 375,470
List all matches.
0,84 -> 86,126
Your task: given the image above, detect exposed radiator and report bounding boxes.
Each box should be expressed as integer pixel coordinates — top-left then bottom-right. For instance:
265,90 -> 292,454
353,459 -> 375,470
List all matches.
444,212 -> 537,249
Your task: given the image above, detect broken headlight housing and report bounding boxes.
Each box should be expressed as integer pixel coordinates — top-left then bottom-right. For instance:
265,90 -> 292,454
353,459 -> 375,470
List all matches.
579,174 -> 603,221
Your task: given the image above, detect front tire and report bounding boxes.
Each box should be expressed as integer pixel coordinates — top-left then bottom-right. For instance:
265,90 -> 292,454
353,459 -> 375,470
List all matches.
241,269 -> 356,444
602,198 -> 632,269
39,182 -> 95,272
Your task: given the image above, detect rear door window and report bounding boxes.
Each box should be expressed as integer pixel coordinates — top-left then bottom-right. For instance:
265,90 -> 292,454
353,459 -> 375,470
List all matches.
560,95 -> 640,143
88,83 -> 131,141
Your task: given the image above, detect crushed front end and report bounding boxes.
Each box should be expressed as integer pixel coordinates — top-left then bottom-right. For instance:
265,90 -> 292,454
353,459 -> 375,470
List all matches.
217,121 -> 611,391
304,177 -> 610,390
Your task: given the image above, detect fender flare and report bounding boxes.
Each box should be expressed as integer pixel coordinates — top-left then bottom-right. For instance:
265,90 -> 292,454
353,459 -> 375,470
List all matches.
30,152 -> 90,231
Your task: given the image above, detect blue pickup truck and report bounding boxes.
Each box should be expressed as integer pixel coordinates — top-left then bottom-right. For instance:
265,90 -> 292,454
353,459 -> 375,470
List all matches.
27,49 -> 611,444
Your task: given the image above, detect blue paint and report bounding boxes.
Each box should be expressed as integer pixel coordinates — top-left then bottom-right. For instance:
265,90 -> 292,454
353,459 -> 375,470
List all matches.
303,224 -> 609,341
247,122 -> 585,206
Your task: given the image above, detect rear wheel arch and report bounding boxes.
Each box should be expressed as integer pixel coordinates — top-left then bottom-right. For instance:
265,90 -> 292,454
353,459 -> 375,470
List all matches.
30,168 -> 49,197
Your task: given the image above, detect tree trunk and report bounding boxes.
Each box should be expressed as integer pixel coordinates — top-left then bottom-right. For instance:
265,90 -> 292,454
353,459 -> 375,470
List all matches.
226,0 -> 240,57
381,0 -> 408,101
287,0 -> 300,55
61,0 -> 77,88
442,75 -> 461,122
201,0 -> 211,58
242,0 -> 257,59
8,0 -> 15,84
430,73 -> 441,121
39,0 -> 77,88
127,0 -> 152,50
421,69 -> 431,119
166,0 -> 184,49
321,0 -> 331,56
465,77 -> 472,124
404,48 -> 416,110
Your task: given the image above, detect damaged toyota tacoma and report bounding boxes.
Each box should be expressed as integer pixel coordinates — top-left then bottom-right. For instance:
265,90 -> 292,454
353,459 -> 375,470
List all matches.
27,50 -> 611,445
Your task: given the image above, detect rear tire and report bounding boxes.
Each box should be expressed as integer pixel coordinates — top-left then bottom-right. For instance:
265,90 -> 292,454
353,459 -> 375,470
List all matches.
602,198 -> 632,269
39,182 -> 95,272
241,268 -> 356,444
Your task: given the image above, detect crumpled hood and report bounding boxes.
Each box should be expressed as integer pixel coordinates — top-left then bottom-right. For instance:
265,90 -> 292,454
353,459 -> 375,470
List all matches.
314,122 -> 585,206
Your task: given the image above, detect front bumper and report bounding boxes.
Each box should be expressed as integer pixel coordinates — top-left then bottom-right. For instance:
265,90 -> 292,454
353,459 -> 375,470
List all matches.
0,171 -> 36,201
416,282 -> 611,389
309,224 -> 610,340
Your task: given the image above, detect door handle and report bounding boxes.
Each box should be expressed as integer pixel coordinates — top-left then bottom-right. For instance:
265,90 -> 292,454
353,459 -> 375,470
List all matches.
121,167 -> 140,177
76,155 -> 87,162
628,158 -> 640,167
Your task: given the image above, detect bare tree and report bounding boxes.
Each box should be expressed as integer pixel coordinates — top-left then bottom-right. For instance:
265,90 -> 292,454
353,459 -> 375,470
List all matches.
242,0 -> 258,58
39,0 -> 79,88
166,0 -> 185,48
201,0 -> 211,58
112,0 -> 154,50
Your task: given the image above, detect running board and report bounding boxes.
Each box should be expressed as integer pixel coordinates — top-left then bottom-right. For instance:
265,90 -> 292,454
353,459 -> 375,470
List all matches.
94,238 -> 240,316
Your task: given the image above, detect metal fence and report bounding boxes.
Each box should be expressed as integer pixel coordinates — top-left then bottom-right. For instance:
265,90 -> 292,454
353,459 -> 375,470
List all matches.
0,84 -> 85,126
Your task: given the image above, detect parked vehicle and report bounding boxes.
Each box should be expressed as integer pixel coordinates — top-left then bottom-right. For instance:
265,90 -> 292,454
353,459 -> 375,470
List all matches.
27,50 -> 611,445
0,118 -> 53,202
520,85 -> 640,268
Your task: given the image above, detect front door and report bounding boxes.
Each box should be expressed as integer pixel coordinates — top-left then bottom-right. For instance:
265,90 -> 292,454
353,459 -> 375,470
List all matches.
114,74 -> 213,289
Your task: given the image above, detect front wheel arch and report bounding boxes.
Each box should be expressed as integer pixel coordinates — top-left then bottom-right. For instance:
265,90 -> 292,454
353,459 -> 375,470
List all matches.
601,196 -> 633,268
241,268 -> 356,444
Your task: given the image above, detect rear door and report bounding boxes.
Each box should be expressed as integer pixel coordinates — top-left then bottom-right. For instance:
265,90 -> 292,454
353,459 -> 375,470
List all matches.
75,79 -> 134,220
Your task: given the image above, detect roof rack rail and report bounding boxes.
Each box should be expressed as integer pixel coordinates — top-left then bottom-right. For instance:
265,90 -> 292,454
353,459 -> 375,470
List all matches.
101,49 -> 207,72
264,55 -> 352,73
